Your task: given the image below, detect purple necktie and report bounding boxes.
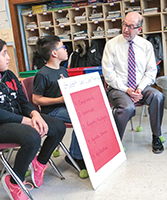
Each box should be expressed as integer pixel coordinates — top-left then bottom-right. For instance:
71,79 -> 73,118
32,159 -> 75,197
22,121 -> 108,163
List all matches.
0,73 -> 1,79
127,41 -> 137,90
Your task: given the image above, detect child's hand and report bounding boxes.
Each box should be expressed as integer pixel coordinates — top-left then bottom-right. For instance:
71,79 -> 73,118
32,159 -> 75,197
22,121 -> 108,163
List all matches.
23,110 -> 48,137
21,116 -> 32,127
59,96 -> 64,103
60,74 -> 65,79
31,111 -> 48,137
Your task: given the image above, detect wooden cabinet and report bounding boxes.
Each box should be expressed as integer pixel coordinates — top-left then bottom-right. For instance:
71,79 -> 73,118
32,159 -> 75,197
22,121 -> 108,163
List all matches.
21,0 -> 167,75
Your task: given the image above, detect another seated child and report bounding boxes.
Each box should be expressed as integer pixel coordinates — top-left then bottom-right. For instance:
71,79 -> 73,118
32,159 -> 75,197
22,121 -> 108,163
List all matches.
32,35 -> 88,178
0,38 -> 66,200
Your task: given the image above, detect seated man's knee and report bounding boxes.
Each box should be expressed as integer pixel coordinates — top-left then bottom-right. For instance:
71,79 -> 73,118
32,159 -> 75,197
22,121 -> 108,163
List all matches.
157,91 -> 164,102
152,89 -> 165,103
114,102 -> 135,118
124,103 -> 136,116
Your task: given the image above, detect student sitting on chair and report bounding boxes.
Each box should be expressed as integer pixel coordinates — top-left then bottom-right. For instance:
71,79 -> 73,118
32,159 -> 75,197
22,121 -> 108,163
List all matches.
0,39 -> 66,200
32,35 -> 88,178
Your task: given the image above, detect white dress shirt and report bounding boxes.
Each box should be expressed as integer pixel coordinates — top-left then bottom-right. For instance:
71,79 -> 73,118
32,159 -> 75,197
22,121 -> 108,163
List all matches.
102,34 -> 157,92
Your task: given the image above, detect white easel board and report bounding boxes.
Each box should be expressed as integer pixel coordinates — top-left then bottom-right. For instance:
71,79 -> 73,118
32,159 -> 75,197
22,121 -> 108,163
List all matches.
58,72 -> 126,189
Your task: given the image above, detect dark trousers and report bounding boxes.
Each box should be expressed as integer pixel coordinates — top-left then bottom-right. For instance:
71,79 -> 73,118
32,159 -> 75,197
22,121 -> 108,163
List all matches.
0,114 -> 66,183
107,86 -> 164,140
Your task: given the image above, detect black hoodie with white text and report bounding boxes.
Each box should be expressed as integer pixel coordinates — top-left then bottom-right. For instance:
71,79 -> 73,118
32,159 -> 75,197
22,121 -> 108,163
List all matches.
0,70 -> 35,124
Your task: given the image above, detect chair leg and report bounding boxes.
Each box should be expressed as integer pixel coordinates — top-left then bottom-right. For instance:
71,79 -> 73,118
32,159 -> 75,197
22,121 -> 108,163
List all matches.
131,105 -> 146,131
38,145 -> 64,180
130,118 -> 134,130
143,105 -> 147,117
0,148 -> 14,179
48,158 -> 65,180
56,145 -> 60,152
0,151 -> 34,200
130,118 -> 135,141
59,142 -> 81,173
139,105 -> 145,127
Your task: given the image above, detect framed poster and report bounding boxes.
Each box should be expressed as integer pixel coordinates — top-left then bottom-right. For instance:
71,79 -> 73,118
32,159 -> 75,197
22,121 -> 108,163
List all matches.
58,72 -> 126,189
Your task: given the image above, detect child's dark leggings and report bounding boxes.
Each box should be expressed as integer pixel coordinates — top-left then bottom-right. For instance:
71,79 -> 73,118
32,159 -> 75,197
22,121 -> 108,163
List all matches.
0,113 -> 66,183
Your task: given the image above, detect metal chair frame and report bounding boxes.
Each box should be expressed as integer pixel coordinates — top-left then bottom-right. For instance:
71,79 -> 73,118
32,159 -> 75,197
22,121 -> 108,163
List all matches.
0,145 -> 65,180
130,104 -> 147,131
0,144 -> 34,200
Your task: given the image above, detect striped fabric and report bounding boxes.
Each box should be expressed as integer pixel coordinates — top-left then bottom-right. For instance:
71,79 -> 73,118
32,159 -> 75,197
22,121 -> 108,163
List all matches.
127,41 -> 137,90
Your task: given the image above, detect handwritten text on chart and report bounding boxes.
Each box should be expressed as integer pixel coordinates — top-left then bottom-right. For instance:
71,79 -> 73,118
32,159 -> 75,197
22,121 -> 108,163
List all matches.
62,74 -> 101,90
71,85 -> 120,172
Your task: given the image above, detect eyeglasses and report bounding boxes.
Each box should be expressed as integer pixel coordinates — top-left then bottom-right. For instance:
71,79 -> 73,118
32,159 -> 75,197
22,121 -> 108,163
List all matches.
53,45 -> 66,51
121,22 -> 140,30
51,45 -> 66,55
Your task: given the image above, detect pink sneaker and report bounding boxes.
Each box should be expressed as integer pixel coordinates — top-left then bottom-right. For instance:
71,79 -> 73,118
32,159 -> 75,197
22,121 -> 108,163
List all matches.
1,174 -> 28,200
30,156 -> 48,188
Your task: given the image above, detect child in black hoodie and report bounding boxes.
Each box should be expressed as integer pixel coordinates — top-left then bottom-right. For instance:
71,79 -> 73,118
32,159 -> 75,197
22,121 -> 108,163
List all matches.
0,39 -> 66,200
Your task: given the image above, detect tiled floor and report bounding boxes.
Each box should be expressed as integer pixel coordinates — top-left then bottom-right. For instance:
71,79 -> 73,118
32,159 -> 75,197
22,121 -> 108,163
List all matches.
1,108 -> 167,200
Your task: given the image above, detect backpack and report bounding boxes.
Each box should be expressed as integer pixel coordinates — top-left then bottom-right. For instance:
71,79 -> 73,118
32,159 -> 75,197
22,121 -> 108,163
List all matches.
147,34 -> 163,76
68,40 -> 88,68
68,39 -> 105,68
86,40 -> 102,67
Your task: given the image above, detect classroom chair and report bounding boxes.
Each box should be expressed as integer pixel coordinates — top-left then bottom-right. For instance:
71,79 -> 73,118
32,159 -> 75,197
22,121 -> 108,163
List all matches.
0,143 -> 34,200
0,142 -> 65,181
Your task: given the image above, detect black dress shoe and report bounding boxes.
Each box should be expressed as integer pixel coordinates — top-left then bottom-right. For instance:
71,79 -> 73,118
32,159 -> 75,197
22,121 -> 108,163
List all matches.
152,134 -> 164,154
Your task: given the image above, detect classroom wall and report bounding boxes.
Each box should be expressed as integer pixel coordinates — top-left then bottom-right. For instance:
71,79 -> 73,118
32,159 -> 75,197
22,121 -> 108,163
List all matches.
0,0 -> 18,76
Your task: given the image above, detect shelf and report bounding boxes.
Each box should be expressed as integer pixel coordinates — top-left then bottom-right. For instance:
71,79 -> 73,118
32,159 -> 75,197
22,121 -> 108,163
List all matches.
143,31 -> 162,35
21,0 -> 167,75
143,14 -> 161,32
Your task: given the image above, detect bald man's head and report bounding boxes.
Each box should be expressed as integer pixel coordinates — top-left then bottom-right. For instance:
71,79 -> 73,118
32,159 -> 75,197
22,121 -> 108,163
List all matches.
125,12 -> 143,27
122,12 -> 143,41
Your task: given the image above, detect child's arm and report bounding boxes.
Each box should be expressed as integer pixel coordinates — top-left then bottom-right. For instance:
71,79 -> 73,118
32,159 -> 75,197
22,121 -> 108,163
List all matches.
32,94 -> 64,106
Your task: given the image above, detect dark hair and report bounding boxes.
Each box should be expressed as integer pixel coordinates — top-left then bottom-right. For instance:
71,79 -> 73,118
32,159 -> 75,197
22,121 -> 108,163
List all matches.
36,35 -> 60,62
0,39 -> 6,51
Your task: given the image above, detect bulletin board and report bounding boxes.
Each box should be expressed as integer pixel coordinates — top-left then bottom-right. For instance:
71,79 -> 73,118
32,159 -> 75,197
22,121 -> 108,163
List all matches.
58,72 -> 126,190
